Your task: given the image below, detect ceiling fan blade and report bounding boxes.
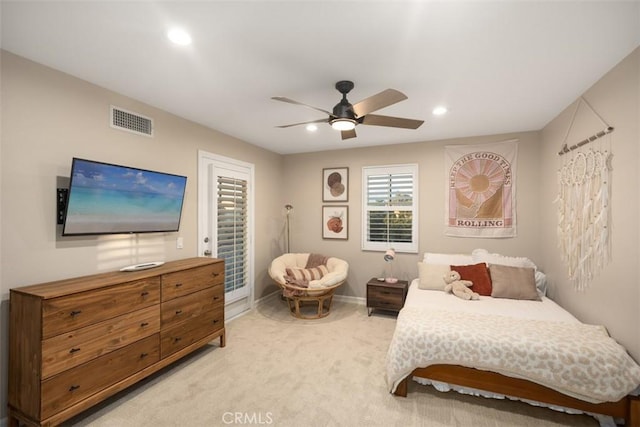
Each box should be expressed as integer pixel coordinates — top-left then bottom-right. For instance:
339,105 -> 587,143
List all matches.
275,118 -> 328,128
341,129 -> 357,140
271,96 -> 332,116
352,89 -> 407,117
361,114 -> 424,129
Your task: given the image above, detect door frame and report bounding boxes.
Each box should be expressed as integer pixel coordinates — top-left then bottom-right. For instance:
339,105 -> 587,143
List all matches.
198,150 -> 255,317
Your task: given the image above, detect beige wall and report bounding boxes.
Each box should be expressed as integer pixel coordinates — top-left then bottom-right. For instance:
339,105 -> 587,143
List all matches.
539,47 -> 640,360
0,50 -> 284,420
282,131 -> 542,299
1,45 -> 639,422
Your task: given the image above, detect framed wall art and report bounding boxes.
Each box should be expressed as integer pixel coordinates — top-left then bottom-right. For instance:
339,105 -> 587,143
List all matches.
323,167 -> 348,202
322,205 -> 348,240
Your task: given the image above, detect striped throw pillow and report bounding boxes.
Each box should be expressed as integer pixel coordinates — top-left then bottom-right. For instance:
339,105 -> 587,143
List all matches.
285,265 -> 329,285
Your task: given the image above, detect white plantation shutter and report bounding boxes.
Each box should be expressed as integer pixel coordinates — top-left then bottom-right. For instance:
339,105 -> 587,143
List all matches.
217,176 -> 248,293
362,165 -> 418,252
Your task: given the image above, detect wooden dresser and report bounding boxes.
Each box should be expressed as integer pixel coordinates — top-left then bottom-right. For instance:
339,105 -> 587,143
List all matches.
8,257 -> 225,427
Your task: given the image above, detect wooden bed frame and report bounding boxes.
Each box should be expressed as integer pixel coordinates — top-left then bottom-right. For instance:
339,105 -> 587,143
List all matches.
393,364 -> 640,426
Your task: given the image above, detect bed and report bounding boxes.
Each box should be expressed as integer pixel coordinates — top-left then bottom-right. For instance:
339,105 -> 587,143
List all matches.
386,250 -> 640,426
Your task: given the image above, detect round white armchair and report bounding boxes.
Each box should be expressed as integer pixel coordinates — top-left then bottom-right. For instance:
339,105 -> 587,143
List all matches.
268,253 -> 349,319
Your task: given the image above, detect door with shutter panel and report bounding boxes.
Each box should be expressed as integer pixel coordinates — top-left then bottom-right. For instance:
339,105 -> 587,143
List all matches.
198,151 -> 254,318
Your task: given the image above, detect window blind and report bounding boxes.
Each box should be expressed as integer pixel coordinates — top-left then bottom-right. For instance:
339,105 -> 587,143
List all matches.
362,165 -> 418,252
217,176 -> 248,293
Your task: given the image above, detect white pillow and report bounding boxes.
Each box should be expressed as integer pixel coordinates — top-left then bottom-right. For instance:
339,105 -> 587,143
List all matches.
534,270 -> 548,296
417,262 -> 451,290
423,252 -> 474,266
471,248 -> 537,269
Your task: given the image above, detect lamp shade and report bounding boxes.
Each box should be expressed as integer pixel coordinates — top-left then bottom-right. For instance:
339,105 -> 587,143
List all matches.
384,248 -> 395,262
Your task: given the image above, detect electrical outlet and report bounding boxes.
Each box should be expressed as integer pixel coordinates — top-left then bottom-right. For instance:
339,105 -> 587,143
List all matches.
176,237 -> 184,249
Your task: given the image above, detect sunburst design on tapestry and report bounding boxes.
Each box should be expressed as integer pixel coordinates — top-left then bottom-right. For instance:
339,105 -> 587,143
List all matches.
454,157 -> 505,218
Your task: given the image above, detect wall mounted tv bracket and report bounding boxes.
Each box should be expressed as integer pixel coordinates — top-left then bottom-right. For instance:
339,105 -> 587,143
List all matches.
57,188 -> 68,225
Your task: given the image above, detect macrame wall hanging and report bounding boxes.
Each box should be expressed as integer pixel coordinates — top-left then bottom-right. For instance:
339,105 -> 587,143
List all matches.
555,97 -> 613,291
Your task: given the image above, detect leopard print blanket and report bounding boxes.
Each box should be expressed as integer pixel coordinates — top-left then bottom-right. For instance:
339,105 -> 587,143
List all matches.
386,307 -> 640,403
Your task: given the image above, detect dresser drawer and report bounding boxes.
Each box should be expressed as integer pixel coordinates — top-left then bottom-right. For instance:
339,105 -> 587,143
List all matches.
161,263 -> 224,301
42,305 -> 160,379
41,334 -> 160,419
42,278 -> 160,339
160,306 -> 224,358
161,284 -> 223,329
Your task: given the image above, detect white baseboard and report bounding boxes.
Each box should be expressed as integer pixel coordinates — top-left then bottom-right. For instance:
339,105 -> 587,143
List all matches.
255,290 -> 365,306
225,289 -> 364,323
334,294 -> 365,305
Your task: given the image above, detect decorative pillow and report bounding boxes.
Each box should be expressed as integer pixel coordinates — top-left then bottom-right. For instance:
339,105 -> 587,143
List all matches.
534,270 -> 548,296
472,248 -> 537,269
285,265 -> 329,286
423,252 -> 474,266
451,263 -> 492,296
489,264 -> 540,301
417,262 -> 450,290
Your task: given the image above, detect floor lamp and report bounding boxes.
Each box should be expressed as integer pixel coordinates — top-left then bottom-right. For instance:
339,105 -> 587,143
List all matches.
285,204 -> 293,253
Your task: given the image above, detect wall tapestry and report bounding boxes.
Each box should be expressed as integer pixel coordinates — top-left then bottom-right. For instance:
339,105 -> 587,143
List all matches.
555,97 -> 613,291
445,140 -> 518,238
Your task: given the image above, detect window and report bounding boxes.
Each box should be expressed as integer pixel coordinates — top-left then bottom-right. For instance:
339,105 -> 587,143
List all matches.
362,164 -> 418,253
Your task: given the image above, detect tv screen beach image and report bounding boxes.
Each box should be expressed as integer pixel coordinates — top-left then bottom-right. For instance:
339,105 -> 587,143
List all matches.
63,159 -> 187,235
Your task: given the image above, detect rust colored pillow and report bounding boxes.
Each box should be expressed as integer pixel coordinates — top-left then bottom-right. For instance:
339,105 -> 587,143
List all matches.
451,263 -> 492,296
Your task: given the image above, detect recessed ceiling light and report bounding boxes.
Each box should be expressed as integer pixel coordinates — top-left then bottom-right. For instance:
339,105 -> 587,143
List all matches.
306,124 -> 318,132
432,106 -> 448,116
167,28 -> 192,46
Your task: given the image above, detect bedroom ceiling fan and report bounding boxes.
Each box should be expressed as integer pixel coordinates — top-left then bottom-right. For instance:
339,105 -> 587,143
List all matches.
271,80 -> 424,140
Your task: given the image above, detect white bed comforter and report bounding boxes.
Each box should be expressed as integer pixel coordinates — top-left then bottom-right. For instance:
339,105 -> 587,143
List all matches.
386,287 -> 640,404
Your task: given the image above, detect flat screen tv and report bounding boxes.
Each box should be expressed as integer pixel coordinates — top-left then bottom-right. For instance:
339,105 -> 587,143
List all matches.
62,158 -> 187,236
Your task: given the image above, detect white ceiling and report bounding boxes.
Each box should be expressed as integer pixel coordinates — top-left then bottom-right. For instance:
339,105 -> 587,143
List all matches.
2,1 -> 639,154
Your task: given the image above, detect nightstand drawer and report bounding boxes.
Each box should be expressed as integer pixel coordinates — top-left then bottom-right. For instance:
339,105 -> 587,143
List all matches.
367,287 -> 404,308
366,279 -> 408,315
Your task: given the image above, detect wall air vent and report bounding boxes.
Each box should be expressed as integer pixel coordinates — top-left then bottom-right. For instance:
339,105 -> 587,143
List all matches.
110,106 -> 153,137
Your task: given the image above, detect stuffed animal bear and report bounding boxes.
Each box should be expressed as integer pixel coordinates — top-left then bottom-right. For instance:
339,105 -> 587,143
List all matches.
443,270 -> 479,300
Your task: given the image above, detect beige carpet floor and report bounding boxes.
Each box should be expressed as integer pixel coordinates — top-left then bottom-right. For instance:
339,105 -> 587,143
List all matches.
66,296 -> 599,427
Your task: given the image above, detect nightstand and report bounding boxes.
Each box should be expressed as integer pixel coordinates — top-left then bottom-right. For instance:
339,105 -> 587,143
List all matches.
366,278 -> 409,316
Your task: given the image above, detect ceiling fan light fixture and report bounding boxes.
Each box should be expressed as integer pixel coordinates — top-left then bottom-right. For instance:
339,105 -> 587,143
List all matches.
330,118 -> 356,131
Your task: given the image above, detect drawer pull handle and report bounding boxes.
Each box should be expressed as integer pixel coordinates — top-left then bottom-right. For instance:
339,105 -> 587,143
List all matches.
141,291 -> 149,297
69,348 -> 81,354
174,337 -> 182,343
381,291 -> 392,295
140,322 -> 149,327
70,310 -> 82,317
140,352 -> 148,359
213,319 -> 219,324
175,283 -> 183,288
175,310 -> 182,315
213,296 -> 219,301
69,385 -> 80,392
212,272 -> 220,277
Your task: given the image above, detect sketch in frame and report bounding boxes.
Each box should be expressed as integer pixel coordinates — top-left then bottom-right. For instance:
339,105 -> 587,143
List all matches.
322,205 -> 348,240
323,167 -> 348,202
